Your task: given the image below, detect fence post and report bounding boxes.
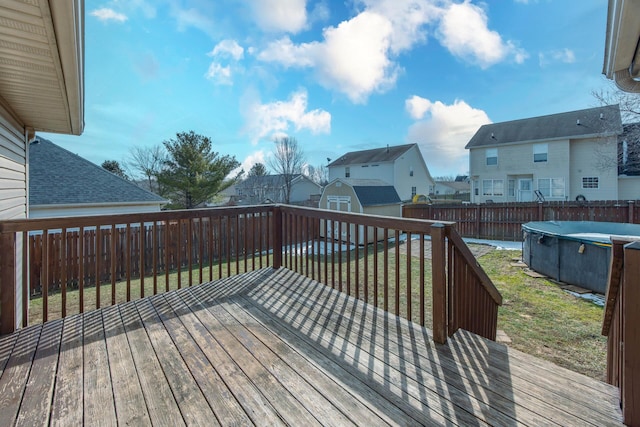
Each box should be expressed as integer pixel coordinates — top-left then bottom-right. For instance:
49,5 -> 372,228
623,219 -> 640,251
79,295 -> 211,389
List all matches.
431,223 -> 447,344
272,206 -> 282,269
475,204 -> 480,239
622,241 -> 640,425
629,200 -> 635,224
538,202 -> 544,221
0,232 -> 17,334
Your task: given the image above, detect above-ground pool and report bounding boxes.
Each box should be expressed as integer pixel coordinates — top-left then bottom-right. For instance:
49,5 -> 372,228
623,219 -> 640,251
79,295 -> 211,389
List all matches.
522,221 -> 640,294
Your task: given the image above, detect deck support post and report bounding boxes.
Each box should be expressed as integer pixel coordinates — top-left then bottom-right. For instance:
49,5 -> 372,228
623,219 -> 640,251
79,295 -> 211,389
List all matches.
622,241 -> 640,425
431,223 -> 447,344
0,232 -> 17,334
272,206 -> 282,269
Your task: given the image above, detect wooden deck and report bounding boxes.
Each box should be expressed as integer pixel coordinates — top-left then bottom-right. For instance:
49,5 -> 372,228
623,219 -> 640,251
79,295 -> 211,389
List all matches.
0,268 -> 623,426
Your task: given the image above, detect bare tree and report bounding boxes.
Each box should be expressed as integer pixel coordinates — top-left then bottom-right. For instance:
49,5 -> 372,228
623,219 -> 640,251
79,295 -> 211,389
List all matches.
592,83 -> 640,174
128,145 -> 165,193
305,164 -> 329,186
267,136 -> 305,203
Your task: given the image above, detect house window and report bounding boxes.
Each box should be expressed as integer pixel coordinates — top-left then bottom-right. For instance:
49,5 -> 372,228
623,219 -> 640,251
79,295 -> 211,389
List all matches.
533,143 -> 548,163
410,166 -> 414,177
411,186 -> 417,197
482,179 -> 504,196
538,178 -> 565,198
508,179 -> 515,197
345,167 -> 350,178
486,148 -> 498,166
582,177 -> 599,189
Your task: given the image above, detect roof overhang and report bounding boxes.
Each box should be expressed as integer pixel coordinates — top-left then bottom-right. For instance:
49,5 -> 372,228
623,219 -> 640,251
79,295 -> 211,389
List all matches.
0,0 -> 85,135
603,0 -> 640,93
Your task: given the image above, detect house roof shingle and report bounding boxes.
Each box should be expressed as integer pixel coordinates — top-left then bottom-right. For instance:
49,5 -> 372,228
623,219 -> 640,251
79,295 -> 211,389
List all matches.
328,144 -> 416,167
465,105 -> 623,149
29,137 -> 166,206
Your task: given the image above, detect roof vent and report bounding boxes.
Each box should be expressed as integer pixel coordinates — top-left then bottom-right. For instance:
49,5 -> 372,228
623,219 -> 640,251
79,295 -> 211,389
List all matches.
576,119 -> 581,125
491,132 -> 496,139
600,112 -> 604,120
386,144 -> 389,153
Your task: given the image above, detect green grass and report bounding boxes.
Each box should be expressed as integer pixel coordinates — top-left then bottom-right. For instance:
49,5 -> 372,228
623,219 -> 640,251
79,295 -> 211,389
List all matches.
479,250 -> 606,380
29,244 -> 606,380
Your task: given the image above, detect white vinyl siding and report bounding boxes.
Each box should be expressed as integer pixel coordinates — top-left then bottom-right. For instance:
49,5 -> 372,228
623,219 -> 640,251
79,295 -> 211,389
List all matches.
0,104 -> 27,220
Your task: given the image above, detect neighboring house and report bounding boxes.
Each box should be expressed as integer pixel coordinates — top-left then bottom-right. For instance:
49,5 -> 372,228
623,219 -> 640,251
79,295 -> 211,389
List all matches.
232,174 -> 322,205
327,144 -> 434,202
0,1 -> 84,331
603,0 -> 640,93
466,105 -> 628,203
29,138 -> 167,218
319,179 -> 401,243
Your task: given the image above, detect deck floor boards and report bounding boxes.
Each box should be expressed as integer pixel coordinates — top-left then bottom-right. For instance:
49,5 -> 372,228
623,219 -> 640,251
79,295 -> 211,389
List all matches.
0,268 -> 624,426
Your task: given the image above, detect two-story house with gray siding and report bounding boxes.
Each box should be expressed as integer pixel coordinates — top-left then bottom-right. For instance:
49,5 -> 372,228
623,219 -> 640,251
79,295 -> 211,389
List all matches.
466,105 -> 625,204
327,144 -> 434,203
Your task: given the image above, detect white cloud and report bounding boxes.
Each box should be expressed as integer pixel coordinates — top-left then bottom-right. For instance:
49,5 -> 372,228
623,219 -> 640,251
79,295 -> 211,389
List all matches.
209,40 -> 244,60
405,95 -> 432,120
90,8 -> 128,23
539,48 -> 576,67
406,98 -> 491,174
174,8 -> 216,38
247,0 -> 308,33
238,150 -> 268,175
259,11 -> 398,103
205,63 -> 233,85
356,0 -> 441,53
244,89 -> 331,143
436,1 -> 527,68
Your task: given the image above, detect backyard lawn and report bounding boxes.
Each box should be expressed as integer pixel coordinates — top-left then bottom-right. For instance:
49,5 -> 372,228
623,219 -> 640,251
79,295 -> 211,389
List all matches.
28,243 -> 607,380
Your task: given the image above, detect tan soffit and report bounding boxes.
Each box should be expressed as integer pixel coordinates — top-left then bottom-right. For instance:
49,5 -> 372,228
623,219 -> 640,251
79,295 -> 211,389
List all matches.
0,0 -> 84,135
603,0 -> 640,92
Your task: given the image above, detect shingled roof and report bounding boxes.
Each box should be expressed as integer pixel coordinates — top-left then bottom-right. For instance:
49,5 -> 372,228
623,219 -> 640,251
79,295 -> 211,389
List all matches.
29,137 -> 166,206
328,144 -> 415,167
338,179 -> 401,206
465,105 -> 622,149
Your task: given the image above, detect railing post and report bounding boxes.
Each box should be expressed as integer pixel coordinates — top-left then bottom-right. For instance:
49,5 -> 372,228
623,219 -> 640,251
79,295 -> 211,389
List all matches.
622,241 -> 640,425
629,200 -> 635,224
431,223 -> 447,344
0,232 -> 17,334
272,206 -> 282,269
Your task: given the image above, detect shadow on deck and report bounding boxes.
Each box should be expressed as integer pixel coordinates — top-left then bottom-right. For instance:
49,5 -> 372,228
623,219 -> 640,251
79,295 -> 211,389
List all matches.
0,268 -> 623,426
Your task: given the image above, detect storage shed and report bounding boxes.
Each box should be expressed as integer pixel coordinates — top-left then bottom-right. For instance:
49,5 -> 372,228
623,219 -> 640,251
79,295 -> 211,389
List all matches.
319,179 -> 401,244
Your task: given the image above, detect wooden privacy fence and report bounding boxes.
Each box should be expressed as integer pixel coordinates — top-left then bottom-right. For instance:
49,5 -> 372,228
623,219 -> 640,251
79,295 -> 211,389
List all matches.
28,215 -> 274,297
403,200 -> 639,241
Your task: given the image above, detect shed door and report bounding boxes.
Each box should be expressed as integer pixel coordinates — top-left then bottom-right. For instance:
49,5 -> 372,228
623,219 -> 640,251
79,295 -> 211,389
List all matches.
326,196 -> 351,240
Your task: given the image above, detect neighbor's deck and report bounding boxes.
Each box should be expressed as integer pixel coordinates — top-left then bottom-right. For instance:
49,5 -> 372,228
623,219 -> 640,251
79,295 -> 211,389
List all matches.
0,268 -> 623,426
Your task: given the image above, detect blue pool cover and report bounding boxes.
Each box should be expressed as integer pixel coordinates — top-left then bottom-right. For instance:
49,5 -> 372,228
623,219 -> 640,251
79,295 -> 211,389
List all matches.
522,221 -> 640,246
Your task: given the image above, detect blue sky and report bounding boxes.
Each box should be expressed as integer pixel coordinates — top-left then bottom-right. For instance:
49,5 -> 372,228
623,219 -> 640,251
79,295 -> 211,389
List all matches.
43,0 -> 613,178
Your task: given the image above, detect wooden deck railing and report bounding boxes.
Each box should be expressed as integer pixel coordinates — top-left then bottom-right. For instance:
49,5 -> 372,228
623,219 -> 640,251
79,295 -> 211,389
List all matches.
0,204 -> 501,344
275,205 -> 501,343
602,239 -> 640,426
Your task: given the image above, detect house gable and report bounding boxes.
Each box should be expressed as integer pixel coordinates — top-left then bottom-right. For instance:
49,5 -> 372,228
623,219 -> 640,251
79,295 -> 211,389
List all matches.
328,144 -> 434,202
467,105 -> 623,203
